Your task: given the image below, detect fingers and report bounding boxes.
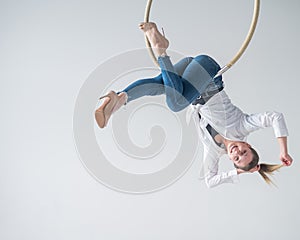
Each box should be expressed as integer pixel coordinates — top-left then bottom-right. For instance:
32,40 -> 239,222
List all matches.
282,159 -> 293,166
138,22 -> 156,31
139,22 -> 145,29
281,156 -> 293,166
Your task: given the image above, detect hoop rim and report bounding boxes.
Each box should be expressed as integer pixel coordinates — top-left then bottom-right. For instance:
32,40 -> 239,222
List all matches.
143,0 -> 260,77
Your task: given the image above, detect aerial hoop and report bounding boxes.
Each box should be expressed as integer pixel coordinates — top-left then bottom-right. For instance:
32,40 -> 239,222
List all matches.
143,0 -> 260,78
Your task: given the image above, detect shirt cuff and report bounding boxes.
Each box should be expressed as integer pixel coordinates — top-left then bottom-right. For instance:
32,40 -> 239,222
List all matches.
228,169 -> 240,184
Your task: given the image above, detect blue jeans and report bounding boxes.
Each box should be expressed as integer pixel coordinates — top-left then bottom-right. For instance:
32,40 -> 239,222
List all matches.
121,55 -> 223,112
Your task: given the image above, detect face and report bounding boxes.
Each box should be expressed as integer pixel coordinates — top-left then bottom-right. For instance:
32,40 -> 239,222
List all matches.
227,141 -> 254,169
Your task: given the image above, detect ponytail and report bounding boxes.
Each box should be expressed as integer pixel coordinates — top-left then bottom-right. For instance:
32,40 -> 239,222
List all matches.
258,163 -> 283,186
235,147 -> 284,186
250,148 -> 284,186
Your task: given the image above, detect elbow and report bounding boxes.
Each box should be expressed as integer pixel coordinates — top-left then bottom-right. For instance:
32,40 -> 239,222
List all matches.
266,111 -> 284,121
274,111 -> 284,120
266,111 -> 289,137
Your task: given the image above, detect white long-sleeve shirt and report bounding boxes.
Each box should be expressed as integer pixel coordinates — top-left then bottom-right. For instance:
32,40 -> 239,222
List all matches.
189,90 -> 289,188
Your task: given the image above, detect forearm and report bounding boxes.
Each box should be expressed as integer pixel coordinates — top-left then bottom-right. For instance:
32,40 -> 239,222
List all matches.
277,136 -> 288,155
205,169 -> 239,188
277,136 -> 293,166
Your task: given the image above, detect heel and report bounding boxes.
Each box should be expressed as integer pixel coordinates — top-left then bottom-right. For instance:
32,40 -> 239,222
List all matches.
161,27 -> 165,37
99,90 -> 117,100
99,94 -> 109,100
95,91 -> 119,128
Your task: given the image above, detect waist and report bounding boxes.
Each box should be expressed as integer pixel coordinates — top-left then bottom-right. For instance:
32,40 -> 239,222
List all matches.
192,86 -> 224,105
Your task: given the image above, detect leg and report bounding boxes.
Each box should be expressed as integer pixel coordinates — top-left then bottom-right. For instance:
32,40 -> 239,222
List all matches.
158,55 -> 223,112
95,22 -> 170,129
139,22 -> 169,56
139,23 -> 222,111
181,55 -> 223,102
121,75 -> 165,102
124,22 -> 195,112
173,56 -> 194,76
95,22 -> 223,128
121,55 -> 221,112
158,56 -> 188,111
120,56 -> 194,103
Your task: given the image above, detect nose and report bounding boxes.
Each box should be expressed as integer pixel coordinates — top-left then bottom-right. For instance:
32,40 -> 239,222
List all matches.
236,148 -> 243,155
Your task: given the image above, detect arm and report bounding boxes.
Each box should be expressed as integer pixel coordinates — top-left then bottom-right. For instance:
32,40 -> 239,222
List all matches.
277,136 -> 293,166
244,111 -> 293,165
201,146 -> 239,188
205,168 -> 239,188
244,111 -> 289,138
194,111 -> 240,188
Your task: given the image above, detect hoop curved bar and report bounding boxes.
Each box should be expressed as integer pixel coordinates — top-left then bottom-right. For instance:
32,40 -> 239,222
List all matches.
143,0 -> 260,76
214,0 -> 260,78
144,0 -> 159,67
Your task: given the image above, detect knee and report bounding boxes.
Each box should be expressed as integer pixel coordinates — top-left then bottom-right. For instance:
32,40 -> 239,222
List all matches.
193,55 -> 221,78
194,55 -> 219,67
177,56 -> 194,69
194,55 -> 207,62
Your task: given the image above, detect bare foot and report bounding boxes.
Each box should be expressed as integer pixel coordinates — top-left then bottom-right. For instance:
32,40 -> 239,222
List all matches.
139,22 -> 169,56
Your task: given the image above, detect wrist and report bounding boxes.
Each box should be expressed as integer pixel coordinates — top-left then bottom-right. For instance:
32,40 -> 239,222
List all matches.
280,151 -> 288,156
278,136 -> 288,155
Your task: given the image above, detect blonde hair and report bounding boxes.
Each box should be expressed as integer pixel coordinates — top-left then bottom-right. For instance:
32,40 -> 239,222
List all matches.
258,163 -> 283,186
235,147 -> 284,186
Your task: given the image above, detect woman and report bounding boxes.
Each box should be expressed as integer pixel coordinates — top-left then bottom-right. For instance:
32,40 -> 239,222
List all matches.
95,22 -> 293,188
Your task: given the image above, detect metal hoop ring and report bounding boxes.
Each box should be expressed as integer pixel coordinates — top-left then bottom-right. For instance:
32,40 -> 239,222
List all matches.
143,0 -> 260,77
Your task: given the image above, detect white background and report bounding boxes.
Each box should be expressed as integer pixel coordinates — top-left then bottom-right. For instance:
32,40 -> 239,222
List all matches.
1,0 -> 299,239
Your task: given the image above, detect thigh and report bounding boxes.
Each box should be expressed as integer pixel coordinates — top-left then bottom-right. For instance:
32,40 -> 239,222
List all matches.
182,55 -> 222,95
193,55 -> 223,92
193,55 -> 221,78
173,57 -> 194,76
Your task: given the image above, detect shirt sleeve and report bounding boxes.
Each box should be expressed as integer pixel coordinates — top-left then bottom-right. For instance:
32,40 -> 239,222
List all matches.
205,168 -> 239,188
200,145 -> 240,188
193,108 -> 240,188
243,111 -> 289,138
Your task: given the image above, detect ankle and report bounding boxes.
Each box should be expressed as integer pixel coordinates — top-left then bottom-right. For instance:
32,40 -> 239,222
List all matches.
158,51 -> 168,57
118,92 -> 128,104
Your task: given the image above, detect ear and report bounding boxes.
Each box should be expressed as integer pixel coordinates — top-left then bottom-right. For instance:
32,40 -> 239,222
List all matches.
249,164 -> 260,173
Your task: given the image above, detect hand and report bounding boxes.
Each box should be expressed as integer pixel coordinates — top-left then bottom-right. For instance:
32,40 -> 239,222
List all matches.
280,153 -> 293,166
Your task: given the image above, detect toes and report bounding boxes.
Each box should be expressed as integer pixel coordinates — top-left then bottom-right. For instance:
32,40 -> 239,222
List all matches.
139,22 -> 145,29
139,22 -> 157,31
